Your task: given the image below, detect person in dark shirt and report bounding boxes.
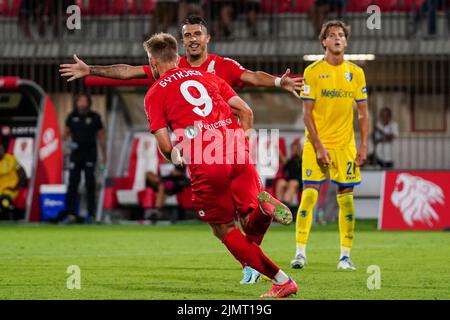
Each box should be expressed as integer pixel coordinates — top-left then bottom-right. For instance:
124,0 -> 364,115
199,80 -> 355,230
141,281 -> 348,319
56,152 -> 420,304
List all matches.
276,138 -> 303,206
63,94 -> 106,223
145,164 -> 190,223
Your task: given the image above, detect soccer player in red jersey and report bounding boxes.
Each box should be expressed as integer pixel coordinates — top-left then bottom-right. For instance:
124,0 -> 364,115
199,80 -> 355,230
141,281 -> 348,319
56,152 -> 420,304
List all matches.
141,32 -> 298,298
59,15 -> 303,96
59,15 -> 303,284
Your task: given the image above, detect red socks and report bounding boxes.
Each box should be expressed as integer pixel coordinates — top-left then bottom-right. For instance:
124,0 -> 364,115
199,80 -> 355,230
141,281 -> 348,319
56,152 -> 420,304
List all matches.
222,228 -> 279,279
242,206 -> 272,245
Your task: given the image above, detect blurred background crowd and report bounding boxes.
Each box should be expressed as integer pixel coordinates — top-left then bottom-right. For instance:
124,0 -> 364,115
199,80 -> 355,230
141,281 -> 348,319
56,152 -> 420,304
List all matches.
1,0 -> 448,40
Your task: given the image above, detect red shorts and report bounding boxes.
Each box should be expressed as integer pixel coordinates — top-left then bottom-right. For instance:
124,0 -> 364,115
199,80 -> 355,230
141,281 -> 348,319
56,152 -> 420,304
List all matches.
188,161 -> 263,224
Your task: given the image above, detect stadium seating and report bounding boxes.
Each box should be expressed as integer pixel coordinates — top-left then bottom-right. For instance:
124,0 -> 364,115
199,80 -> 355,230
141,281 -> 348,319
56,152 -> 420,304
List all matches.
398,0 -> 425,12
113,133 -> 160,207
252,135 -> 304,207
347,0 -> 373,12
374,0 -> 399,11
292,0 -> 315,13
250,135 -> 285,191
0,0 -> 438,16
0,0 -> 21,16
126,0 -> 156,15
108,132 -> 192,211
0,0 -> 7,15
74,0 -> 86,14
78,0 -> 155,16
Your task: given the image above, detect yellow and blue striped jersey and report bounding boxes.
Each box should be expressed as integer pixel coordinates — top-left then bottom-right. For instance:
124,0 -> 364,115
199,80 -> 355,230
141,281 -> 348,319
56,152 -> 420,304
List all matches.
300,59 -> 367,149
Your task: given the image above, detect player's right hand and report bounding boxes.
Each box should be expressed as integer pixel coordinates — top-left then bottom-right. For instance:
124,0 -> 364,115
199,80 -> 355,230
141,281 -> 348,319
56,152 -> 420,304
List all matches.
59,54 -> 90,82
171,147 -> 184,166
316,146 -> 331,167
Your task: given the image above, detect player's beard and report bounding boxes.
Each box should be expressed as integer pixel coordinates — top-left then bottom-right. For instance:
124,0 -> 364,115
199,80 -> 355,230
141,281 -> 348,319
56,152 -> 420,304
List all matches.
188,44 -> 205,61
189,52 -> 201,61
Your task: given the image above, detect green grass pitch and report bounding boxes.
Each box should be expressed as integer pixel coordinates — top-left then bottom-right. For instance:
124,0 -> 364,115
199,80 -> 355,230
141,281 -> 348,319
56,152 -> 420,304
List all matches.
0,220 -> 449,300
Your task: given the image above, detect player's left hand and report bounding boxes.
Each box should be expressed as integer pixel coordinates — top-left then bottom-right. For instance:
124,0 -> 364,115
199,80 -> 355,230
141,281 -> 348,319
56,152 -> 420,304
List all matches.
280,68 -> 304,98
355,145 -> 367,167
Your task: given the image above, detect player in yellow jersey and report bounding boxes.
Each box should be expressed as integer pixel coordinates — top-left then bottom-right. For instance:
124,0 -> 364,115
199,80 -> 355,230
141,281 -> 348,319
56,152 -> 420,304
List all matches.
291,21 -> 370,270
0,145 -> 27,217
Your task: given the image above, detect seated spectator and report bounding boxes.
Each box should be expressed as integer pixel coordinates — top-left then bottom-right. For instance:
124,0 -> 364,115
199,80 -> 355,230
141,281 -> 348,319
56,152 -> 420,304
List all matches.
373,107 -> 399,169
275,138 -> 303,206
0,145 -> 27,220
144,164 -> 190,223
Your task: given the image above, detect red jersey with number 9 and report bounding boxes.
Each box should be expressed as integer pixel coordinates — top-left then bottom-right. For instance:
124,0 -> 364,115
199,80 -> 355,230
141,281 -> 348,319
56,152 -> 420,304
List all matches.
144,67 -> 247,165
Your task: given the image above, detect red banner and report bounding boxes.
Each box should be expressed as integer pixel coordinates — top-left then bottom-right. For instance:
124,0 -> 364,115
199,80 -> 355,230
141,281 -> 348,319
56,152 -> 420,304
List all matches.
379,171 -> 450,230
29,96 -> 63,221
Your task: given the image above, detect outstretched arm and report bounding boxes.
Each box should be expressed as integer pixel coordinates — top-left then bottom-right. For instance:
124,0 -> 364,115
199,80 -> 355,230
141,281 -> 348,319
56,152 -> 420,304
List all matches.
240,68 -> 304,97
59,54 -> 148,82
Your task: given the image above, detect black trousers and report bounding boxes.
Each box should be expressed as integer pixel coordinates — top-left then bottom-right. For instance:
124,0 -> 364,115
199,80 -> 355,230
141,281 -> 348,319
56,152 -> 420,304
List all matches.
66,159 -> 96,217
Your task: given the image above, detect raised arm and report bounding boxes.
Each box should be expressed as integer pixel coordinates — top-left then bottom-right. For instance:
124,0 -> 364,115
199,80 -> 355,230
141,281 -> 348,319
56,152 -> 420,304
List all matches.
240,68 -> 303,97
59,54 -> 148,82
355,100 -> 369,166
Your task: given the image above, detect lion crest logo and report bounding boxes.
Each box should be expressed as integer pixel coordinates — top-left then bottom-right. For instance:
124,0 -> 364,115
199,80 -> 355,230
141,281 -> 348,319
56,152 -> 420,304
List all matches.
391,173 -> 444,227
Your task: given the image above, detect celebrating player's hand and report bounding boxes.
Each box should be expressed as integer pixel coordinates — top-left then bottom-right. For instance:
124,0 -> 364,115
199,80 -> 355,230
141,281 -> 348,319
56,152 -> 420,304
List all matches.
171,147 -> 184,166
59,54 -> 90,82
316,145 -> 331,167
355,145 -> 367,167
280,68 -> 304,98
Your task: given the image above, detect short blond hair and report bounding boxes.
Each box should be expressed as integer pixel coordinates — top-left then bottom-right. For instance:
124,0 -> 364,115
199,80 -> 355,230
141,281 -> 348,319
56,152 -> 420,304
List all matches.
143,32 -> 178,63
319,20 -> 351,50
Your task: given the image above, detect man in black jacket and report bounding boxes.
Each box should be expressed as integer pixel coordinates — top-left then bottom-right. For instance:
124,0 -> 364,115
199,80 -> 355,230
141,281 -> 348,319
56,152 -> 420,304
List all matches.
63,94 -> 106,223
